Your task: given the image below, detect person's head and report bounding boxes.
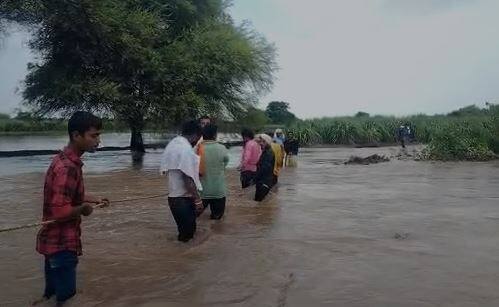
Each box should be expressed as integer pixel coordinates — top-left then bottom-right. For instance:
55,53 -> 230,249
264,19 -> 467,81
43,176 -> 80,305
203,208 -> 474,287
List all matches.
241,127 -> 255,143
181,120 -> 202,147
202,124 -> 218,141
199,116 -> 211,128
68,111 -> 102,153
275,128 -> 284,138
255,134 -> 272,150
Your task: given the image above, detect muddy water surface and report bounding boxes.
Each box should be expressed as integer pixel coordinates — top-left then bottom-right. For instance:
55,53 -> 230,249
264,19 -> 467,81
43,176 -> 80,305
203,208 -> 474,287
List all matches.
1,146 -> 499,306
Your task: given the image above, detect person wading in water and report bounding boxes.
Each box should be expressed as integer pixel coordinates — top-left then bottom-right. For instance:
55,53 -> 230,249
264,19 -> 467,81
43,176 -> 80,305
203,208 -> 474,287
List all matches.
254,134 -> 275,202
160,120 -> 204,242
239,128 -> 261,189
198,124 -> 229,219
265,131 -> 284,186
35,111 -> 109,306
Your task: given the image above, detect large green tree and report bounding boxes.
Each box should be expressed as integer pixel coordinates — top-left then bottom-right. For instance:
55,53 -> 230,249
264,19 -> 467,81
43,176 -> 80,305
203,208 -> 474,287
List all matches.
238,107 -> 269,130
265,101 -> 296,125
0,0 -> 276,152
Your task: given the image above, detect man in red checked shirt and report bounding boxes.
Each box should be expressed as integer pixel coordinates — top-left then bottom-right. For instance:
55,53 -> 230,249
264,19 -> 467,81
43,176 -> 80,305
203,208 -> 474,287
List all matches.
35,111 -> 109,306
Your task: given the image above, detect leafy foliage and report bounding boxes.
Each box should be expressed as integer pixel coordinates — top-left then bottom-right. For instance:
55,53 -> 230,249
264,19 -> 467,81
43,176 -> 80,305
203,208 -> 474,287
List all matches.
0,0 -> 276,150
265,101 -> 296,125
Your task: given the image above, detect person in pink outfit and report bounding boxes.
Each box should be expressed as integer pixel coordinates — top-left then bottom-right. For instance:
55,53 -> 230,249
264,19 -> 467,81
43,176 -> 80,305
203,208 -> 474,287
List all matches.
239,128 -> 262,188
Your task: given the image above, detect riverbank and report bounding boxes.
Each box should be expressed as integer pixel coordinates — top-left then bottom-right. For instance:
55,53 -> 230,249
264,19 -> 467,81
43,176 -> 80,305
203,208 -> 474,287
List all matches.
1,147 -> 499,306
0,132 -> 242,157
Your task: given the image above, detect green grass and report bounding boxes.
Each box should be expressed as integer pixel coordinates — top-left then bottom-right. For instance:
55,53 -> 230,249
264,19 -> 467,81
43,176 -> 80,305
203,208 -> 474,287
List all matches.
287,105 -> 499,161
0,117 -> 127,135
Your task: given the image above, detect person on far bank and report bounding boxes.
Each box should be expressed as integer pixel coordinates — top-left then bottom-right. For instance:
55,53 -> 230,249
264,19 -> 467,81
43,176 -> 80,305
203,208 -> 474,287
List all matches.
397,123 -> 412,148
35,111 -> 110,306
160,120 -> 204,242
199,124 -> 229,219
239,128 -> 261,188
254,134 -> 275,202
265,131 -> 284,186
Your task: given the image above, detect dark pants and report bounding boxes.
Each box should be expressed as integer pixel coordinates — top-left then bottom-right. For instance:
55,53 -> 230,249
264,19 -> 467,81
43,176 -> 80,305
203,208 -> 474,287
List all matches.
44,250 -> 78,303
240,171 -> 256,188
254,183 -> 271,202
168,197 -> 197,242
202,197 -> 226,220
401,136 -> 409,148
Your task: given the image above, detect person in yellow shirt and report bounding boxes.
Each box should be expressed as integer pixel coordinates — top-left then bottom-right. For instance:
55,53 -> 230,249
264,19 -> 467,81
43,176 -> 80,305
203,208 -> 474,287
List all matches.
195,116 -> 211,177
265,132 -> 284,186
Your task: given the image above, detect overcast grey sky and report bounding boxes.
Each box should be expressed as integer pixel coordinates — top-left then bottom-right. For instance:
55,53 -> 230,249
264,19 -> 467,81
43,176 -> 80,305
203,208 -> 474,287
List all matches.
1,0 -> 499,118
0,29 -> 33,115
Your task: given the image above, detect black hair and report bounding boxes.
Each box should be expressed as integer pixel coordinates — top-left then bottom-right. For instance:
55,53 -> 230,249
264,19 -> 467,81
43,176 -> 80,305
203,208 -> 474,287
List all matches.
199,115 -> 210,121
202,124 -> 218,140
181,120 -> 202,136
265,131 -> 274,138
68,111 -> 102,140
241,127 -> 254,139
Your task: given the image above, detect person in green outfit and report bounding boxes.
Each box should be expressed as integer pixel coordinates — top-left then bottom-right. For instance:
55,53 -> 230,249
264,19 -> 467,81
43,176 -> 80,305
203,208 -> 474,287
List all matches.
199,124 -> 229,219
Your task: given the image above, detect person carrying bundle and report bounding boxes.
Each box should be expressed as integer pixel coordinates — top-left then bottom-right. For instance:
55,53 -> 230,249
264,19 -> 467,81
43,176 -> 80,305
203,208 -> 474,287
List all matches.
265,131 -> 284,186
254,134 -> 275,202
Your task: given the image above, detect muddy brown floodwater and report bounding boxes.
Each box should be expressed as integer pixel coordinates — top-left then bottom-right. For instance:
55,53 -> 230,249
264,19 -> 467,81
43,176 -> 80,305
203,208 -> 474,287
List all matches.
1,146 -> 499,307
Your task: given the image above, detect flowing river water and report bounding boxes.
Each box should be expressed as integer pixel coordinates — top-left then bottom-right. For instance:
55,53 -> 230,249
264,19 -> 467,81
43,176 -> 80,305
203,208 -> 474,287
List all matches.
1,143 -> 499,306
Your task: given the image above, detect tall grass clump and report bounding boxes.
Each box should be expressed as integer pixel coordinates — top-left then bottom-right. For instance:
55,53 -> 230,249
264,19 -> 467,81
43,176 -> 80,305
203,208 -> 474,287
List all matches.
288,104 -> 498,161
424,120 -> 495,160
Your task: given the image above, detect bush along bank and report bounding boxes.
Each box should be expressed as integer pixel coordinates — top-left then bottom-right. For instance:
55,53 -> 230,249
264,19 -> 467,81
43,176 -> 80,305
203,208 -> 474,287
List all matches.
287,105 -> 499,161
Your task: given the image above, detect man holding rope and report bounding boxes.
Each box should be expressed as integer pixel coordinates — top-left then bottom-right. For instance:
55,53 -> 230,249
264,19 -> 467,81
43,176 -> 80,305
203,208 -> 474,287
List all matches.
35,111 -> 109,306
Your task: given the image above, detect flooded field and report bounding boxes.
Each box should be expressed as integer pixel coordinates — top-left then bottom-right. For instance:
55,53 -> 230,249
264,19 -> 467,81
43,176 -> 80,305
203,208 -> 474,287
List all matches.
1,146 -> 499,306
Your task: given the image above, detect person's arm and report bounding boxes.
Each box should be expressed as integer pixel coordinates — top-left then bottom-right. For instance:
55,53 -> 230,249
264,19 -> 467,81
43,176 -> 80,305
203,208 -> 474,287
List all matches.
278,146 -> 284,168
84,195 -> 110,207
249,142 -> 262,167
183,173 -> 204,215
49,167 -> 95,222
223,148 -> 229,168
241,144 -> 250,170
197,143 -> 205,177
256,151 -> 272,179
262,152 -> 274,175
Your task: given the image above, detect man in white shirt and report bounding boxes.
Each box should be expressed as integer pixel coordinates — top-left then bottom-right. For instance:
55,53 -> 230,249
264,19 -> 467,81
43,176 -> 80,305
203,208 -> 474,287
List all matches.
160,120 -> 204,242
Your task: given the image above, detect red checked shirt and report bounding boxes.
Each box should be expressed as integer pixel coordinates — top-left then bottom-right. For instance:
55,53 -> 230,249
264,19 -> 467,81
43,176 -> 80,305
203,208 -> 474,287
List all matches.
36,147 -> 85,256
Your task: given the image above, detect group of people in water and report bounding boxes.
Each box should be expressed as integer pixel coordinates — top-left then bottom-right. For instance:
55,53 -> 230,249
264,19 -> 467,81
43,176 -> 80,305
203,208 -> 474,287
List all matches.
160,117 -> 299,242
35,111 -> 299,306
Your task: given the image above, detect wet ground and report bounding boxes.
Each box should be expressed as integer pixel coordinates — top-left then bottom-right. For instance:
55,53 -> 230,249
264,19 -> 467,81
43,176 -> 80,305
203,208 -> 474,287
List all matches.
1,146 -> 499,306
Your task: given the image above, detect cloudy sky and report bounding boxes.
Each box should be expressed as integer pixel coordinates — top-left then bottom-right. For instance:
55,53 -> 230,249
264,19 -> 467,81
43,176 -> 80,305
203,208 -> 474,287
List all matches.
0,29 -> 33,116
1,0 -> 499,118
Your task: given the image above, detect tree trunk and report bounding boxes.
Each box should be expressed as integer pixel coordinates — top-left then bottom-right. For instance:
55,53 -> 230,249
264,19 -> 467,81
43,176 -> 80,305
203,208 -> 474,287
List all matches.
130,127 -> 145,153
